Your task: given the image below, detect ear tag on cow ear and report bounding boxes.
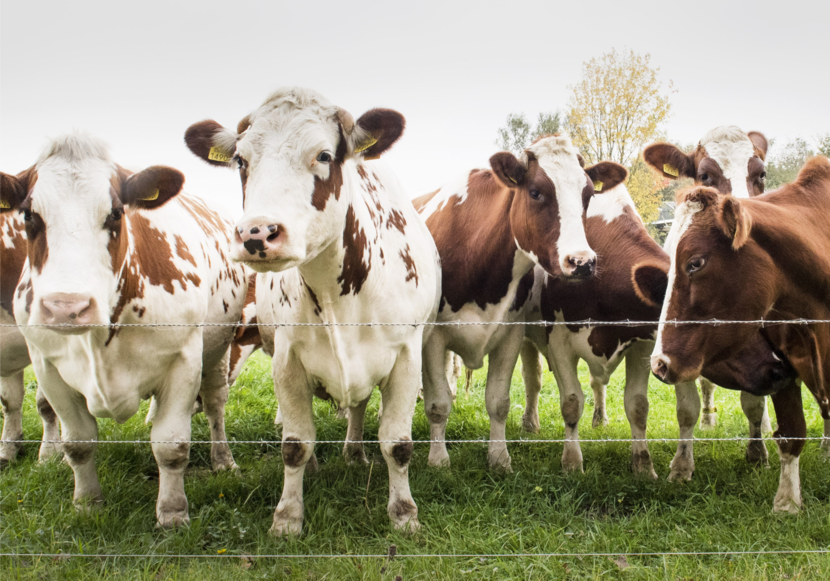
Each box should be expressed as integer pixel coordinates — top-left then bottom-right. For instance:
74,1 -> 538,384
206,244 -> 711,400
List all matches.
354,136 -> 378,154
0,200 -> 9,209
141,189 -> 160,202
594,181 -> 603,192
508,176 -> 518,184
208,147 -> 232,163
663,163 -> 679,177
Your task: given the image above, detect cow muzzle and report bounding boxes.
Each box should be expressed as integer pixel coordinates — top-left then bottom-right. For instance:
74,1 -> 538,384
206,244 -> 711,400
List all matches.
39,293 -> 98,330
650,352 -> 700,385
232,216 -> 300,271
561,250 -> 596,278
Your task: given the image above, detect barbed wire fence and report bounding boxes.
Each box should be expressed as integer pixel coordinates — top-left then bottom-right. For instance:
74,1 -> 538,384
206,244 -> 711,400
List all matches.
3,317 -> 830,563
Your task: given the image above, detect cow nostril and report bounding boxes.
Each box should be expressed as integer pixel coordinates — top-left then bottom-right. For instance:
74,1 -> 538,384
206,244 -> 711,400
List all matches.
268,225 -> 277,233
267,231 -> 279,242
654,358 -> 668,379
250,227 -> 260,235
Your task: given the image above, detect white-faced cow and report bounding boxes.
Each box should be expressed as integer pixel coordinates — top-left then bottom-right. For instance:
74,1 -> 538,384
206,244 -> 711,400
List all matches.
651,156 -> 830,512
0,210 -> 60,466
2,134 -> 246,528
184,87 -> 440,535
644,126 -> 774,472
412,134 -> 628,471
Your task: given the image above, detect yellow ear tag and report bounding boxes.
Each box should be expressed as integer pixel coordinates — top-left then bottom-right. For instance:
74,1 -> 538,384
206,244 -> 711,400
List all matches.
354,136 -> 378,154
208,147 -> 232,163
508,176 -> 517,184
141,189 -> 160,202
594,181 -> 603,192
663,163 -> 679,177
0,200 -> 10,209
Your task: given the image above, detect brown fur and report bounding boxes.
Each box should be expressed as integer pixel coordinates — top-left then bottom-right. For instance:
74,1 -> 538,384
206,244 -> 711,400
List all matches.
0,214 -> 27,315
338,205 -> 371,296
353,109 -> 405,160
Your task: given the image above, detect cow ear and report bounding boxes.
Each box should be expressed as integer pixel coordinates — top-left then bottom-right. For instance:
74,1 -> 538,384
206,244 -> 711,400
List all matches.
585,161 -> 628,194
184,120 -> 238,168
747,131 -> 768,161
680,186 -> 720,210
347,108 -> 406,161
121,166 -> 185,209
490,151 -> 527,188
631,263 -> 668,308
643,142 -> 695,180
0,170 -> 31,213
717,196 -> 752,249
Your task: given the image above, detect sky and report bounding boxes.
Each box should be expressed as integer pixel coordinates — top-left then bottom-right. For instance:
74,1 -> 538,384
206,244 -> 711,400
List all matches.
2,0 -> 829,218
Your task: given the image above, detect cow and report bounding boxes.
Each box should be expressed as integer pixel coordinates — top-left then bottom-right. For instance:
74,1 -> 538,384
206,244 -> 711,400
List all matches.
412,134 -> 628,472
650,155 -> 830,512
516,182 -> 671,478
644,126 -> 774,472
184,87 -> 440,536
0,211 -> 60,467
1,133 -> 246,528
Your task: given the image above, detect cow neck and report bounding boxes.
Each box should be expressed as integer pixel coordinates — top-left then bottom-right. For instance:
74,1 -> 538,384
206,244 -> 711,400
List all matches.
431,173 -> 531,313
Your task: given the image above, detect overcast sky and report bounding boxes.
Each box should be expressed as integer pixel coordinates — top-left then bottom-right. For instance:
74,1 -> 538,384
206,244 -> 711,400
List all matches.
3,0 -> 828,217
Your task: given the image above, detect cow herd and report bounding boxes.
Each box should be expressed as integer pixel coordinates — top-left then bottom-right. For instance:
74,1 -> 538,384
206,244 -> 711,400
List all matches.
2,87 -> 829,535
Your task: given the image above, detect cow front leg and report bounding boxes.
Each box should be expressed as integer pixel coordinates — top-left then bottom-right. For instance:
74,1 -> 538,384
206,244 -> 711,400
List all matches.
271,359 -> 315,537
549,348 -> 584,473
199,348 -> 238,472
0,371 -> 25,467
485,326 -> 523,472
822,418 -> 830,457
589,374 -> 609,428
698,378 -> 718,429
623,342 -> 657,479
520,339 -> 543,434
343,395 -> 370,465
770,381 -> 806,513
422,334 -> 453,467
741,391 -> 770,465
669,380 -> 700,482
379,344 -> 421,533
36,386 -> 61,462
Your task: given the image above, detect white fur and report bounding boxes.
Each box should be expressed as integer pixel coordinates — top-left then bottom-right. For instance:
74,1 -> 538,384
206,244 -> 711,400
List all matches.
417,173 -> 471,219
586,183 -> 640,224
699,126 -> 756,199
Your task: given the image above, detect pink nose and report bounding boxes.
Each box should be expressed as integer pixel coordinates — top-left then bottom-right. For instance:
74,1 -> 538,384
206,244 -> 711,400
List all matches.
234,219 -> 284,259
562,251 -> 597,278
40,293 -> 95,325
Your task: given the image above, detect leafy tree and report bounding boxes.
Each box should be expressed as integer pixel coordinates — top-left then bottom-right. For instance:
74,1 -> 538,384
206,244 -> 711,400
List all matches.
817,133 -> 830,158
765,137 -> 814,190
495,111 -> 561,155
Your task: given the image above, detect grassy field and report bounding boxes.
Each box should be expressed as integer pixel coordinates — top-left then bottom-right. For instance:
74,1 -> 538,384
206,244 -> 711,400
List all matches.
2,351 -> 830,580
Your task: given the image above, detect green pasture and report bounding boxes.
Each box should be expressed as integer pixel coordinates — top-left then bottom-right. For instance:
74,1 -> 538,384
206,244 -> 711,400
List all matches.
2,352 -> 830,580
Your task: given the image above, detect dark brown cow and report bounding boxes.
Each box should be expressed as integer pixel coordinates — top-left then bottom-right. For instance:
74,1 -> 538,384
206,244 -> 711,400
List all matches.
651,156 -> 830,512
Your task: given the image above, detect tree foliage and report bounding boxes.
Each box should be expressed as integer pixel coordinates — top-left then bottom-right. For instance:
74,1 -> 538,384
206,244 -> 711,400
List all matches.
495,111 -> 561,155
765,137 -> 814,190
817,133 -> 830,158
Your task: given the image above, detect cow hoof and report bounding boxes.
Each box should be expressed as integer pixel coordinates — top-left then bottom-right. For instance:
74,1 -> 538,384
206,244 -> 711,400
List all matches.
699,412 -> 717,430
667,458 -> 694,482
343,444 -> 369,466
389,501 -> 419,534
156,510 -> 190,529
772,496 -> 801,514
521,414 -> 540,434
745,440 -> 770,465
631,452 -> 658,480
561,448 -> 584,473
270,505 -> 304,537
38,442 -> 62,462
488,454 -> 513,474
427,448 -> 450,468
592,410 -> 609,429
213,460 -> 240,473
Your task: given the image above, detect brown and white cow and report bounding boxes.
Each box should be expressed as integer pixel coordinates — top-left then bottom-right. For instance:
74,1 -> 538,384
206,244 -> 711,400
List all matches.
0,211 -> 60,467
645,126 -> 774,467
185,87 -> 440,535
2,133 -> 246,528
651,156 -> 830,512
413,134 -> 628,471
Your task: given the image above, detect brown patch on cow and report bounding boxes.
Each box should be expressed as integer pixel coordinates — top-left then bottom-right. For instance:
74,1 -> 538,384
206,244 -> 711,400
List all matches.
130,212 -> 201,293
131,305 -> 146,317
390,499 -> 417,519
279,277 -> 291,306
26,212 -> 48,274
281,437 -> 306,468
311,152 -> 344,211
222,300 -> 229,313
391,440 -> 413,466
0,214 -> 27,315
303,278 -> 322,316
177,195 -> 229,240
25,283 -> 33,313
561,394 -> 580,428
174,235 -> 197,267
511,269 -> 535,312
354,109 -> 406,160
63,441 -> 95,465
338,205 -> 371,295
399,244 -> 419,286
387,209 -> 407,234
630,394 -> 649,430
36,395 -> 58,425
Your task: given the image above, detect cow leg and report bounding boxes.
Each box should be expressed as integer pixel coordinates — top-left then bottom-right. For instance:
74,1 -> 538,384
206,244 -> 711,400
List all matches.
378,344 -> 420,533
590,374 -> 609,428
741,391 -> 770,465
36,386 -> 61,461
0,371 -> 25,468
669,380 -> 700,482
343,395 -> 370,465
520,339 -> 543,434
445,351 -> 460,399
822,418 -> 830,457
770,381 -> 806,513
485,326 -> 523,472
623,342 -> 657,479
199,349 -> 238,473
422,334 -> 453,467
698,378 -> 717,429
548,347 -> 584,473
270,359 -> 315,537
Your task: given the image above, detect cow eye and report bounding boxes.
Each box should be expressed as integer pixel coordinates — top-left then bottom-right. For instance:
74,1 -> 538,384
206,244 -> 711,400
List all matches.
759,171 -> 766,181
686,256 -> 706,275
234,155 -> 246,170
111,207 -> 123,221
22,209 -> 32,222
529,189 -> 542,200
316,151 -> 332,163
699,173 -> 709,183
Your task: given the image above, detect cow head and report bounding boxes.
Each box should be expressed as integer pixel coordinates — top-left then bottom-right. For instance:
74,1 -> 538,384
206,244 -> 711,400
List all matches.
184,87 -> 404,273
489,134 -> 627,278
649,186 -> 785,388
1,133 -> 184,332
643,126 -> 768,198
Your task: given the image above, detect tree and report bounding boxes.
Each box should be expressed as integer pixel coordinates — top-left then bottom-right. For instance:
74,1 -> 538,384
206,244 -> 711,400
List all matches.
495,111 -> 561,155
765,137 -> 814,189
817,133 -> 830,158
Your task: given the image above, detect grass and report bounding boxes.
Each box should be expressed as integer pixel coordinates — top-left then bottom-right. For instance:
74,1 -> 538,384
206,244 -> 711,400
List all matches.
2,351 -> 830,580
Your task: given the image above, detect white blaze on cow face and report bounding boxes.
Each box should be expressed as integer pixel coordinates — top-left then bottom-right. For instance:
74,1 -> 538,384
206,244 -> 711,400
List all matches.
524,135 -> 594,275
24,136 -> 122,328
230,88 -> 345,273
699,126 -> 756,199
